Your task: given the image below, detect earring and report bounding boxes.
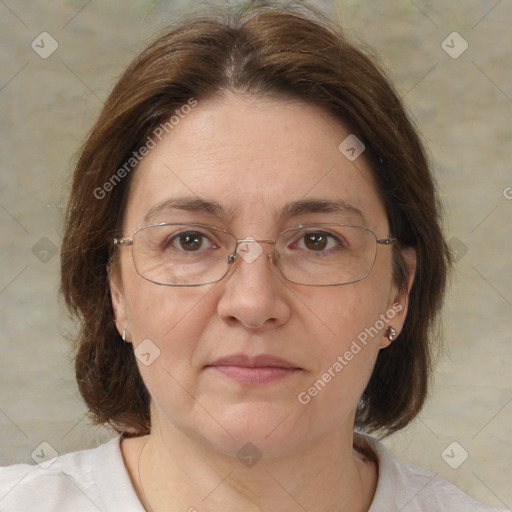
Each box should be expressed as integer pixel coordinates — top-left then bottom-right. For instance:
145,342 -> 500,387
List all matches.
122,329 -> 126,341
386,326 -> 397,341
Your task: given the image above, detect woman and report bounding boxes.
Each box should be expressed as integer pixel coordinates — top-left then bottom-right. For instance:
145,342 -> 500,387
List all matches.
0,1 -> 505,511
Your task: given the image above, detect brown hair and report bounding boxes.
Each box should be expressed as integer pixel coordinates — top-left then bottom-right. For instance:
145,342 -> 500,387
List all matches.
60,0 -> 451,440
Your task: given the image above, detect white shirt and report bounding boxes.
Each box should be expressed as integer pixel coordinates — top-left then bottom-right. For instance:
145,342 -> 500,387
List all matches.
0,435 -> 507,511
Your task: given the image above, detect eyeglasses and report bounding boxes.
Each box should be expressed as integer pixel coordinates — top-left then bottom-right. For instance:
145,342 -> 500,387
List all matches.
113,223 -> 396,287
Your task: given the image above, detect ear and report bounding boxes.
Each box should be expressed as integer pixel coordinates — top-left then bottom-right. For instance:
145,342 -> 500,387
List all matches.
380,247 -> 417,349
108,263 -> 130,343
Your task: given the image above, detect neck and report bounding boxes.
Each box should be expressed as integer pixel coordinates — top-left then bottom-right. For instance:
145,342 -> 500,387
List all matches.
123,422 -> 377,512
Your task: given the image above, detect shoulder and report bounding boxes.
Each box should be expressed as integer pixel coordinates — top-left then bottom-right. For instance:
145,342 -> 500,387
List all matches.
0,436 -> 144,512
363,435 -> 508,512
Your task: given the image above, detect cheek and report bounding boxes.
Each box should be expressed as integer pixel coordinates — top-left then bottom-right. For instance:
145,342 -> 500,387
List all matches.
312,279 -> 390,350
300,280 -> 391,402
124,283 -> 215,413
124,276 -> 214,367
123,257 -> 201,336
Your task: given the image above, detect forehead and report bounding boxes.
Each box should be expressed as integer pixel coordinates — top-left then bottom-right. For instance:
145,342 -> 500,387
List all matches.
124,94 -> 388,234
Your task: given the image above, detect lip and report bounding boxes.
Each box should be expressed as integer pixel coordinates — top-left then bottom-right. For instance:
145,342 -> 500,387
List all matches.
208,354 -> 300,369
205,354 -> 302,385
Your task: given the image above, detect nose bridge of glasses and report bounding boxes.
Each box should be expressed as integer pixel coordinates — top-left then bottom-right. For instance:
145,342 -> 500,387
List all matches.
231,237 -> 279,267
236,237 -> 275,246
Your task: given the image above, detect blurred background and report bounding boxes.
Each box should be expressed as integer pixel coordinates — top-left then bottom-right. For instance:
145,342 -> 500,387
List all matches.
0,0 -> 510,508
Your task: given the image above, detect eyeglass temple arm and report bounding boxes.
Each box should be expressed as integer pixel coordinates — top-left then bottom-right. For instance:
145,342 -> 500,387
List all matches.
376,237 -> 397,245
113,238 -> 133,247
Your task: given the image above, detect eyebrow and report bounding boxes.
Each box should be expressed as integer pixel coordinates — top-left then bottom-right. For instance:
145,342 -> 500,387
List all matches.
143,197 -> 227,224
278,198 -> 365,223
142,196 -> 366,225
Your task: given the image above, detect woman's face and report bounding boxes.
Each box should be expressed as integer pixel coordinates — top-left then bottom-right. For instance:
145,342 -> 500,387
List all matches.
111,93 -> 413,456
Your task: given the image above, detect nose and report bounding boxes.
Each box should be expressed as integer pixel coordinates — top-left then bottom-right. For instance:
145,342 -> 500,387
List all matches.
216,238 -> 291,331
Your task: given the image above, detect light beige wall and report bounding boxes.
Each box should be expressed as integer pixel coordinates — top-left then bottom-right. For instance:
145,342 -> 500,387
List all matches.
0,1 -> 510,508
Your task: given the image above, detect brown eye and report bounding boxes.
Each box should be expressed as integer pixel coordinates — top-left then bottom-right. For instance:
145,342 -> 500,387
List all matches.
304,232 -> 328,251
168,231 -> 208,251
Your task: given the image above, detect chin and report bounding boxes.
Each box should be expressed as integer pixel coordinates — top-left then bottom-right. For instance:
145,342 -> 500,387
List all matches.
194,402 -> 315,459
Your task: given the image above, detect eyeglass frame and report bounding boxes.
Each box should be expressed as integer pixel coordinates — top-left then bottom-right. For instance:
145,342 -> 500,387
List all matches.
113,222 -> 397,287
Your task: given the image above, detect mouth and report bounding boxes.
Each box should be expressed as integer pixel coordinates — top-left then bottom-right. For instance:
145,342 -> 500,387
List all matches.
205,354 -> 303,385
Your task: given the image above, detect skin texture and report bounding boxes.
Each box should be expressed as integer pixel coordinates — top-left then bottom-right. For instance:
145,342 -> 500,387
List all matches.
110,93 -> 416,512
